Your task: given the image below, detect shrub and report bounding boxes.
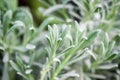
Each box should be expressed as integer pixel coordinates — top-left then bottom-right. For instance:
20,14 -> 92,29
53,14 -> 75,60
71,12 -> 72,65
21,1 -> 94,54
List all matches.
0,0 -> 120,80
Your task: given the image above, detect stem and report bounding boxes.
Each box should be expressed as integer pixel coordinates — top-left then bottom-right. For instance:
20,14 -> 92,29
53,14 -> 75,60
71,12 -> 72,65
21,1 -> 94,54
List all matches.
52,54 -> 72,80
40,46 -> 57,80
28,74 -> 34,80
2,53 -> 9,80
52,40 -> 85,79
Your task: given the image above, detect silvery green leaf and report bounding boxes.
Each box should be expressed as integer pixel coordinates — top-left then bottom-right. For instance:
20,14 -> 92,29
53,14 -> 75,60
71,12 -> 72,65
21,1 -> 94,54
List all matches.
101,41 -> 105,56
26,44 -> 36,50
7,20 -> 25,34
57,45 -> 75,58
38,17 -> 55,32
56,38 -> 62,48
21,55 -> 29,63
53,57 -> 61,64
43,4 -> 72,16
89,74 -> 106,79
48,25 -> 54,41
46,35 -> 52,46
3,53 -> 9,63
87,50 -> 97,60
60,70 -> 79,80
106,41 -> 115,55
80,30 -> 100,49
104,33 -> 109,48
29,53 -> 36,66
29,26 -> 36,31
53,24 -> 59,40
69,10 -> 81,20
12,46 -> 27,52
3,10 -> 12,36
61,25 -> 68,39
68,53 -> 89,65
9,60 -> 21,72
25,69 -> 33,74
2,63 -> 9,80
17,72 -> 28,80
16,56 -> 24,71
97,64 -> 118,69
106,52 -> 118,61
13,8 -> 33,26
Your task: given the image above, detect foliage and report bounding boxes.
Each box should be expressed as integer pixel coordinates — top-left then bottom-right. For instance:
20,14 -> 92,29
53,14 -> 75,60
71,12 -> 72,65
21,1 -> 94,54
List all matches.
0,0 -> 120,80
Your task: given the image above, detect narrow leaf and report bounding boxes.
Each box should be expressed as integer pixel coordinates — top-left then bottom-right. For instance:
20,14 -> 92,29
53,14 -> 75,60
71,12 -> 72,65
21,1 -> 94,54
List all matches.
97,64 -> 118,69
9,60 -> 21,72
3,10 -> 12,36
38,17 -> 55,32
81,30 -> 100,49
106,53 -> 118,61
7,20 -> 25,34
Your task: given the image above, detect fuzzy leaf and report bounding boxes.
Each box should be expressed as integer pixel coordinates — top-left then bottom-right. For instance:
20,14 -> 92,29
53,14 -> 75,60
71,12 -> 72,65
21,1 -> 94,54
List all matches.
9,60 -> 21,72
29,53 -> 36,66
3,10 -> 12,36
16,56 -> 24,71
97,64 -> 118,69
7,20 -> 25,34
38,17 -> 55,32
80,30 -> 100,49
106,53 -> 118,61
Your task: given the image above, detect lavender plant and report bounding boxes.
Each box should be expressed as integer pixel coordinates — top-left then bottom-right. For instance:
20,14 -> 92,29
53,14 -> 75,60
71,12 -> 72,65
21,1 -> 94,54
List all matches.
0,0 -> 120,80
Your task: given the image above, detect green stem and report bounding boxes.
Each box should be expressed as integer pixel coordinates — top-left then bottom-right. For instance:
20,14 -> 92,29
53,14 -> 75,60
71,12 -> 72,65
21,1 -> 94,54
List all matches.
2,53 -> 9,80
52,54 -> 72,80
